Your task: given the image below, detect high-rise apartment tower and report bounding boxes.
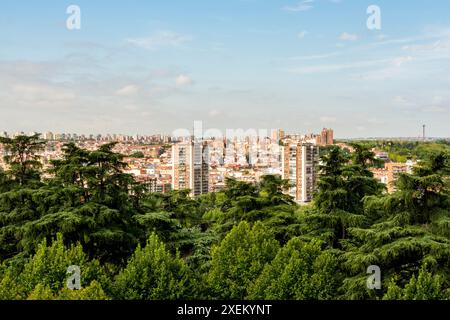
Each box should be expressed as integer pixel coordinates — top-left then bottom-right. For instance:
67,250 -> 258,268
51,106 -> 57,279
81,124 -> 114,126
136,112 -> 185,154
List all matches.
172,140 -> 209,197
281,143 -> 319,203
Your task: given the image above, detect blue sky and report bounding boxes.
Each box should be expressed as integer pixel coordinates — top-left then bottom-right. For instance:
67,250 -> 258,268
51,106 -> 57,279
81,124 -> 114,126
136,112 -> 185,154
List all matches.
0,0 -> 449,138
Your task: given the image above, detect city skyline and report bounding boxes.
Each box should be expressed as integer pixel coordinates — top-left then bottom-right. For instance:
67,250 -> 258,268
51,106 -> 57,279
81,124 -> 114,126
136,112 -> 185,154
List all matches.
2,126 -> 447,140
1,1 -> 449,137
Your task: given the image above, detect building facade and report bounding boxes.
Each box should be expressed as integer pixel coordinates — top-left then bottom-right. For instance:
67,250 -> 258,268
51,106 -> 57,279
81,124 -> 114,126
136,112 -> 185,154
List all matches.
281,143 -> 319,203
172,140 -> 209,197
385,162 -> 411,193
318,128 -> 334,146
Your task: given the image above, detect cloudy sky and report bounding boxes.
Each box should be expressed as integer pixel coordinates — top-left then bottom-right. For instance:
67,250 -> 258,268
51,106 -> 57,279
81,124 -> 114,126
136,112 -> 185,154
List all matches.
0,0 -> 449,138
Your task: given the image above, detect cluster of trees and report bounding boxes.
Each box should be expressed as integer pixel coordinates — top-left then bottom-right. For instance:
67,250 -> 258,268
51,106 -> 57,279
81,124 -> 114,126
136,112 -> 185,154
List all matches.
0,135 -> 449,300
342,140 -> 450,163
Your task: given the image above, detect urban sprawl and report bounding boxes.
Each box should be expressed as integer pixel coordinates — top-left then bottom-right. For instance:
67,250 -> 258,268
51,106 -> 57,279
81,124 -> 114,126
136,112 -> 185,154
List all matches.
0,128 -> 415,203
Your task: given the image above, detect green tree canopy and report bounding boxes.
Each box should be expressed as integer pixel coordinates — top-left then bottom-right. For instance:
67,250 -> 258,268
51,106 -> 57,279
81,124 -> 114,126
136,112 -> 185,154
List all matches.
0,134 -> 45,188
113,233 -> 192,300
0,233 -> 107,300
207,221 -> 279,299
248,237 -> 341,300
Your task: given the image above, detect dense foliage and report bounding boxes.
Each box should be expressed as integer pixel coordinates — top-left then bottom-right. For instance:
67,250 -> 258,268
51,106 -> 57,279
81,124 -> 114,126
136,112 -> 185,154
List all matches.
0,136 -> 449,300
341,140 -> 450,163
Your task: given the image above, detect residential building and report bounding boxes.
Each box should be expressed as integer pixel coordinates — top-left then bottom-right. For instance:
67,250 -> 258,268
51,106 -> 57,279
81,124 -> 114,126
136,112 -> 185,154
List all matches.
319,128 -> 334,146
282,143 -> 319,203
373,149 -> 390,162
172,140 -> 209,197
43,132 -> 54,141
385,162 -> 409,193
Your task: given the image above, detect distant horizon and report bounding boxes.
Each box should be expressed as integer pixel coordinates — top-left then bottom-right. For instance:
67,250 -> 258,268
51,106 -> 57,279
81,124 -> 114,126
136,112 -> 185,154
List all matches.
1,128 -> 448,141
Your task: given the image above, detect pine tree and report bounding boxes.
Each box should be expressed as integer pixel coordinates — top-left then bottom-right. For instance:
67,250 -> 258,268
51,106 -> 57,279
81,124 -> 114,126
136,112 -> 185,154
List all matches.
0,134 -> 45,188
0,142 -> 144,263
301,145 -> 382,247
341,152 -> 450,299
0,168 -> 7,193
383,265 -> 449,300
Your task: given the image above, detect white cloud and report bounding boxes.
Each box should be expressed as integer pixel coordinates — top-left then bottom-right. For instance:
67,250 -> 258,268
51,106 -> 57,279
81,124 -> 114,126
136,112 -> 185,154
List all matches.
175,74 -> 193,87
393,96 -> 411,106
392,94 -> 450,114
422,105 -> 448,113
287,59 -> 386,75
403,40 -> 450,53
391,56 -> 413,67
320,116 -> 337,123
356,126 -> 366,131
123,105 -> 138,111
116,85 -> 139,96
288,52 -> 339,61
12,84 -> 75,103
297,31 -> 308,39
288,53 -> 414,78
209,109 -> 222,117
366,118 -> 387,125
433,96 -> 444,104
355,56 -> 414,81
127,31 -> 192,50
282,0 -> 314,12
339,32 -> 359,41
